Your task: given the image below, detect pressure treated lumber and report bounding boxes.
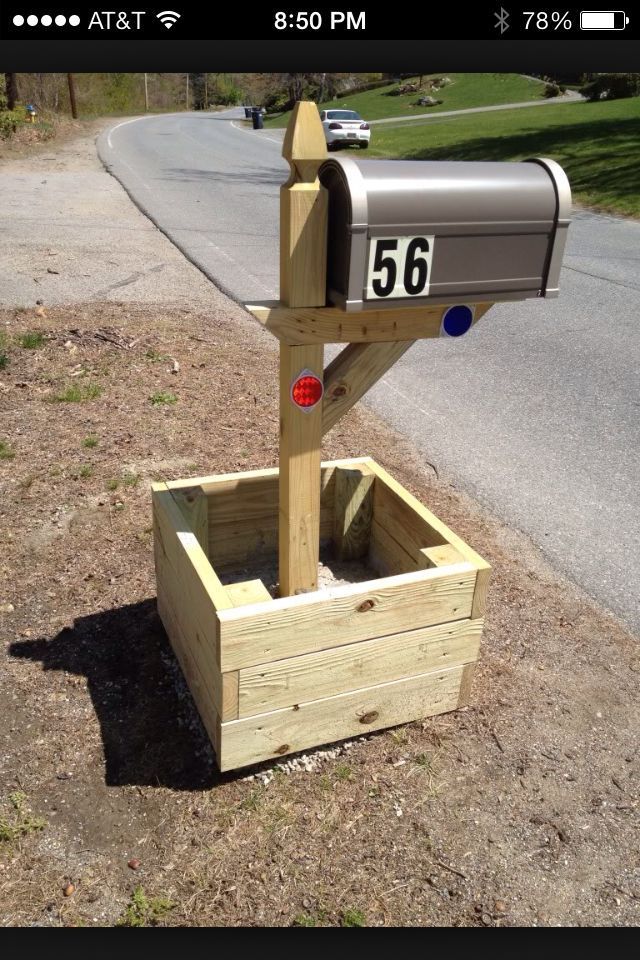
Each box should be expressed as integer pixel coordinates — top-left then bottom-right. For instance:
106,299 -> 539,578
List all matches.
280,101 -> 328,308
226,579 -> 272,607
333,465 -> 374,561
218,563 -> 477,671
322,341 -> 414,436
219,664 -> 465,771
172,486 -> 208,555
238,618 -> 483,718
245,301 -> 493,345
278,341 -> 324,596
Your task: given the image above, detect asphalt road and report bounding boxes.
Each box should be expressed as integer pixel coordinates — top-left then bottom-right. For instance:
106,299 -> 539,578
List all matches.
98,110 -> 640,632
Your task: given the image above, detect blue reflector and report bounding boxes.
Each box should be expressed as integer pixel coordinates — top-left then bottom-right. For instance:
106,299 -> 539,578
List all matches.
441,305 -> 474,338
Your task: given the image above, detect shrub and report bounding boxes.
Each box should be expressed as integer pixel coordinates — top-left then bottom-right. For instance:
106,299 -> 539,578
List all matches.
580,73 -> 640,101
0,108 -> 22,139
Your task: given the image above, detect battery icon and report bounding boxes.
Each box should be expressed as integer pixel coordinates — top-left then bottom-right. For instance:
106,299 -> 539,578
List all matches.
580,11 -> 629,29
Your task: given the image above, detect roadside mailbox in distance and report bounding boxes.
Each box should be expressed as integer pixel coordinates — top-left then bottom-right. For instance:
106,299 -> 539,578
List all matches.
319,156 -> 571,311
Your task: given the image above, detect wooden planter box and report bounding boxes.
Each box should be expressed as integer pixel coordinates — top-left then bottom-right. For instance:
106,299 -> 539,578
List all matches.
152,458 -> 490,772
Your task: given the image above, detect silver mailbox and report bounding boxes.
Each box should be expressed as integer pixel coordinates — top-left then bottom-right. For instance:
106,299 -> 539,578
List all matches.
318,156 -> 571,312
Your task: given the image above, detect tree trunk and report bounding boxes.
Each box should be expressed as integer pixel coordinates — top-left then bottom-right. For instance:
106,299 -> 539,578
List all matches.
4,73 -> 19,111
67,73 -> 78,118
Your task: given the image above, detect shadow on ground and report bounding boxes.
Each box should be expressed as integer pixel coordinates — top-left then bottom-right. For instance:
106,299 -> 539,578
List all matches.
162,166 -> 284,186
9,599 -> 228,791
404,115 -> 640,208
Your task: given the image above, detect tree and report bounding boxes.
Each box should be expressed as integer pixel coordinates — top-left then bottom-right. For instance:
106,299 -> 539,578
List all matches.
4,73 -> 19,110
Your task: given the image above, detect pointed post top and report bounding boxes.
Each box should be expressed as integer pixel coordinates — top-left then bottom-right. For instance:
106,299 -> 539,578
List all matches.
282,101 -> 328,183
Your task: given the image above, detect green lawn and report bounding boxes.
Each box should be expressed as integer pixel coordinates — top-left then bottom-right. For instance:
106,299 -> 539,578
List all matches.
265,73 -> 546,127
367,98 -> 640,217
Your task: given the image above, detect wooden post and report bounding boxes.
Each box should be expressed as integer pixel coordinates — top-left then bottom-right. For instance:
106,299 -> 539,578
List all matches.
279,341 -> 324,595
278,102 -> 328,596
280,101 -> 328,309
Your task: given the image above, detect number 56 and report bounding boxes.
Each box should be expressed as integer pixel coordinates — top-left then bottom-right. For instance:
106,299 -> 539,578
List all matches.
366,236 -> 434,300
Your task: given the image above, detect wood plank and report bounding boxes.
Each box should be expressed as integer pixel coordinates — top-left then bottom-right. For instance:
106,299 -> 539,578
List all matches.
238,618 -> 483,719
279,341 -> 324,596
472,562 -> 492,619
218,563 -> 477,671
153,484 -> 227,723
209,514 -> 334,570
202,466 -> 336,526
164,458 -> 373,494
245,301 -> 493,346
421,545 -> 465,568
368,460 -> 489,571
333,466 -> 374,561
219,664 -> 465,771
153,486 -> 233,614
280,101 -> 328,308
157,593 -> 221,757
368,518 -> 418,577
226,579 -> 272,607
172,486 -> 208,555
221,671 -> 239,722
322,341 -> 414,436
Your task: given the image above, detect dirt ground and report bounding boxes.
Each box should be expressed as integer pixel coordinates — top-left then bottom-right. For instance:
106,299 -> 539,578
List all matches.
1,294 -> 639,927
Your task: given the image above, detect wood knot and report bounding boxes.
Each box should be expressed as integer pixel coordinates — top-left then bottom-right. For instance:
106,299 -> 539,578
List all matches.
359,711 -> 379,725
274,744 -> 290,756
329,383 -> 348,399
357,599 -> 375,613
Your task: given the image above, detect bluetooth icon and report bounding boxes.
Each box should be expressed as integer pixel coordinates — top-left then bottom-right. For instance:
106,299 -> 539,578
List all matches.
494,7 -> 510,33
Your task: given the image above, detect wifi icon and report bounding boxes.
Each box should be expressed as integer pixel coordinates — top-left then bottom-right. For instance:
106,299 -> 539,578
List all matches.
156,10 -> 181,29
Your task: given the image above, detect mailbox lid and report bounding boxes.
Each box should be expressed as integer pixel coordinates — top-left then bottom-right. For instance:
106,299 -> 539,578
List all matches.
321,156 -> 561,230
319,156 -> 571,310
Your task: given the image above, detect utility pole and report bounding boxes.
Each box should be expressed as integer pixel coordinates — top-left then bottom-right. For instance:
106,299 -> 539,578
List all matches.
67,73 -> 78,119
185,73 -> 189,110
144,73 -> 149,112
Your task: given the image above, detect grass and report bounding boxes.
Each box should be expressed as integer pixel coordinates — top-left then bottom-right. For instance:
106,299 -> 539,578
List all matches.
150,391 -> 177,406
122,471 -> 140,487
368,97 -> 640,217
266,74 -> 546,127
19,331 -> 46,349
82,435 -> 99,449
106,478 -> 119,491
52,382 -> 102,403
341,908 -> 367,927
0,441 -> 15,460
79,464 -> 93,479
0,791 -> 46,843
334,763 -> 352,781
0,331 -> 8,370
293,912 -> 317,927
116,885 -> 174,927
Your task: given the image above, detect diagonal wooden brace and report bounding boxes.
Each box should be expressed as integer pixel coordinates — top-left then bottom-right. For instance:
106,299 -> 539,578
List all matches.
322,340 -> 415,436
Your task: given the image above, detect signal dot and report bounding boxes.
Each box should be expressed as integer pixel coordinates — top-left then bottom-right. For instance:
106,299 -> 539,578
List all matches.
69,15 -> 80,26
41,14 -> 53,26
442,305 -> 474,338
27,15 -> 38,26
55,14 -> 66,26
13,14 -> 25,26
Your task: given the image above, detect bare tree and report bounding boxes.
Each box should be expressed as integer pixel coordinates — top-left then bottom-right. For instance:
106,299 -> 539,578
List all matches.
4,73 -> 19,110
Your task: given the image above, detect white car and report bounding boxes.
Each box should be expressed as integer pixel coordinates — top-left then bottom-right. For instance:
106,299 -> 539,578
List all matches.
320,109 -> 371,150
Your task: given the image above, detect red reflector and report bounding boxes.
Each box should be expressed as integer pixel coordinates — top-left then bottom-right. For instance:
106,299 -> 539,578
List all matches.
291,373 -> 323,409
